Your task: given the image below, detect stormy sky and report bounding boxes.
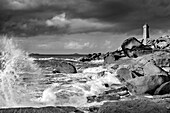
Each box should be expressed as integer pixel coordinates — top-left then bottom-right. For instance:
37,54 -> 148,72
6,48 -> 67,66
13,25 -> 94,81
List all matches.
1,0 -> 170,54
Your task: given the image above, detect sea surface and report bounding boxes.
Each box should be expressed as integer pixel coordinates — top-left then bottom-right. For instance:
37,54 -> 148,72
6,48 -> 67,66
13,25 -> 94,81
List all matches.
0,38 -> 123,110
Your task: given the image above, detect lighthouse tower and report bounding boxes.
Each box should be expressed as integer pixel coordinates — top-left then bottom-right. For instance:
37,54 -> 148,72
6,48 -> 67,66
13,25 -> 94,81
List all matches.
143,24 -> 149,45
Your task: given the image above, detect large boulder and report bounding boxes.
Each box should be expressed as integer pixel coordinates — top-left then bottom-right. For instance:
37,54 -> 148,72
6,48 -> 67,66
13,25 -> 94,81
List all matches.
98,99 -> 169,113
121,37 -> 142,50
121,37 -> 143,57
154,35 -> 170,49
121,37 -> 152,58
143,61 -> 168,76
35,59 -> 77,74
116,68 -> 132,82
109,51 -> 170,95
129,53 -> 169,76
53,61 -> 77,74
126,75 -> 170,95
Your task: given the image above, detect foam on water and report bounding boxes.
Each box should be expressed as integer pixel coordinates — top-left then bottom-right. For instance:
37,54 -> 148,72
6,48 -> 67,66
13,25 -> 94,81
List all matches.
89,59 -> 104,64
38,70 -> 121,107
83,66 -> 107,73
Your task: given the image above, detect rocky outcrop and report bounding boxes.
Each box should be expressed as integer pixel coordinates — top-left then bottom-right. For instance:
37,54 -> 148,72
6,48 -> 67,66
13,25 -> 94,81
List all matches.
121,37 -> 142,51
143,61 -> 168,76
103,37 -> 153,64
153,35 -> 170,49
152,51 -> 170,67
121,37 -> 153,58
104,35 -> 170,65
111,57 -> 170,94
104,50 -> 125,64
128,52 -> 169,76
105,50 -> 170,95
98,99 -> 169,113
126,54 -> 170,94
96,35 -> 170,112
79,53 -> 103,62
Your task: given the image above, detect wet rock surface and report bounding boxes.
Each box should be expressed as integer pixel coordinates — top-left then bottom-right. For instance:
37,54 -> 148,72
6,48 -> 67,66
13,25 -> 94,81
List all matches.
126,75 -> 170,95
87,94 -> 120,103
53,61 -> 77,74
0,106 -> 84,113
98,99 -> 170,113
87,86 -> 129,103
35,59 -> 77,73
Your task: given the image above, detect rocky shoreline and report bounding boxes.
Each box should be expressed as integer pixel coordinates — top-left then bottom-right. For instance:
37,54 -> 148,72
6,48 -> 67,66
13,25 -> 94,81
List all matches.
76,35 -> 170,113
2,35 -> 170,112
32,35 -> 170,113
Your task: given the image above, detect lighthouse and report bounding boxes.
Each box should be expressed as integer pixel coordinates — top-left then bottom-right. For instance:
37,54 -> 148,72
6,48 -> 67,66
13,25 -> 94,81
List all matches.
143,24 -> 149,45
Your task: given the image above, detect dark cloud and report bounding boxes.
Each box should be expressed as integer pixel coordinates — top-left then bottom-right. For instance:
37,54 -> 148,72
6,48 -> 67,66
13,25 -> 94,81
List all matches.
1,0 -> 170,36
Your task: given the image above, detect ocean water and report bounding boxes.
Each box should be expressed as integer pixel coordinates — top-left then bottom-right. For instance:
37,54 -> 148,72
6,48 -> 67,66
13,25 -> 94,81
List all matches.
0,37 -> 123,109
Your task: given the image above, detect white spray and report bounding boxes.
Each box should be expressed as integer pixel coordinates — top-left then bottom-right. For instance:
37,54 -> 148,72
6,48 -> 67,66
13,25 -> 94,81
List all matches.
0,36 -> 40,107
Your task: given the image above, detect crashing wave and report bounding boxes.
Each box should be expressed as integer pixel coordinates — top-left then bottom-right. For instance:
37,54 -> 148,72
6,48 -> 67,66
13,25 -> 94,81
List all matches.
0,36 -> 41,107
